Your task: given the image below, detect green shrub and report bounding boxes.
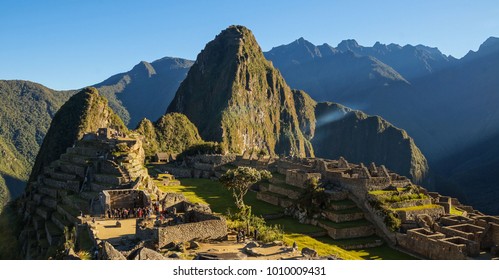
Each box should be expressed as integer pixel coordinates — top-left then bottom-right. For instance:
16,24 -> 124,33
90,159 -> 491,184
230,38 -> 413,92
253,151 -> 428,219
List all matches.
177,142 -> 223,158
77,251 -> 92,260
226,206 -> 283,243
384,212 -> 401,232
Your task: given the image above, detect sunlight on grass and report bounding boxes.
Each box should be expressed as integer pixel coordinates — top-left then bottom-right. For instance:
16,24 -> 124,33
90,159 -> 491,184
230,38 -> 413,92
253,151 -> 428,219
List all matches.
450,206 -> 464,216
283,233 -> 362,260
155,178 -> 414,260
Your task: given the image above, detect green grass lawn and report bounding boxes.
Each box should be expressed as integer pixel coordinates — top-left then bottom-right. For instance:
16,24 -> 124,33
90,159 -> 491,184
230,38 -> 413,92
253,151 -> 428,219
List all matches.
393,204 -> 442,212
368,190 -> 397,196
158,178 -> 282,216
450,206 -> 464,216
159,178 -> 415,260
267,217 -> 326,234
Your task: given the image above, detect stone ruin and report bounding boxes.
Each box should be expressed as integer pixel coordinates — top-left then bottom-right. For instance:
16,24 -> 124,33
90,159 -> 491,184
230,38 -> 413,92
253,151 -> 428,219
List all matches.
99,189 -> 151,212
17,127 -> 157,259
162,154 -> 238,179
136,195 -> 226,248
253,156 -> 499,259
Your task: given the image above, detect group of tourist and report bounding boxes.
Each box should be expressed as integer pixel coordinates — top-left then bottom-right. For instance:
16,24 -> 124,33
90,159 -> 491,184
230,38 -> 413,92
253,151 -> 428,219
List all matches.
154,207 -> 184,226
106,206 -> 153,220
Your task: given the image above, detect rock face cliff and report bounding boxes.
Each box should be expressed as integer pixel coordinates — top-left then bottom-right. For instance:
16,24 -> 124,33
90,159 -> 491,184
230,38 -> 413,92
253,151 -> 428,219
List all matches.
29,87 -> 127,182
167,25 -> 313,157
134,113 -> 202,157
312,102 -> 428,182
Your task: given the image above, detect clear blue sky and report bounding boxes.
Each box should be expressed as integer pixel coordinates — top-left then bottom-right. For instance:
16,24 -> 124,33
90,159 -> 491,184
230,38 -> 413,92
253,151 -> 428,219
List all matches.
1,0 -> 498,90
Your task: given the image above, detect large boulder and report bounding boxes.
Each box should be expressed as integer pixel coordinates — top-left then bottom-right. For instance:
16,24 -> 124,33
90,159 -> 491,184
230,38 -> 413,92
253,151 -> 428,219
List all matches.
101,241 -> 126,260
301,247 -> 318,258
130,247 -> 167,260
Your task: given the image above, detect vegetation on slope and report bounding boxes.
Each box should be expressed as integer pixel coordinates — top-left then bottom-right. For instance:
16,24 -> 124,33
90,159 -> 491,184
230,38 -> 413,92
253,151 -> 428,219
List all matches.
292,89 -> 317,140
312,102 -> 428,182
167,25 -> 313,157
94,57 -> 194,128
135,113 -> 202,157
29,87 -> 127,182
156,177 -> 413,259
0,80 -> 73,207
0,203 -> 22,259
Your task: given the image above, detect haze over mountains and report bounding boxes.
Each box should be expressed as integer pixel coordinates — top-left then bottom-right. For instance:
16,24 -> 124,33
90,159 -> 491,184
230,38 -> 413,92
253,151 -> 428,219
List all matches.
264,36 -> 499,214
1,30 -> 498,214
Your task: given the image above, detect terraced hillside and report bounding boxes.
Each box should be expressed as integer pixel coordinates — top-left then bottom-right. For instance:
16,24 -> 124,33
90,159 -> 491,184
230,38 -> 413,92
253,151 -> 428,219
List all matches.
153,174 -> 414,260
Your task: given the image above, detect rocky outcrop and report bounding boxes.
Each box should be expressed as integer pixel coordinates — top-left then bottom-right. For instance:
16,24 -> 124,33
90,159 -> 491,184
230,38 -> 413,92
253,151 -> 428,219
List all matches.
101,241 -> 126,260
312,102 -> 428,182
167,25 -> 313,157
129,247 -> 167,260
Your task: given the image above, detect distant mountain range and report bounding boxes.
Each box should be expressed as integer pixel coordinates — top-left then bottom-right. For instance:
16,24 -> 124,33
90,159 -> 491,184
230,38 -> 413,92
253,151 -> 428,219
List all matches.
1,33 -> 498,214
94,57 -> 193,128
264,36 -> 499,214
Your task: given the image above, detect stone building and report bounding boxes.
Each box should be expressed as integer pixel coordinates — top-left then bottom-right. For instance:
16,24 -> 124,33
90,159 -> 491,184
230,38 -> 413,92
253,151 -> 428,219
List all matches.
17,128 -> 156,258
255,156 -> 499,259
136,198 -> 227,248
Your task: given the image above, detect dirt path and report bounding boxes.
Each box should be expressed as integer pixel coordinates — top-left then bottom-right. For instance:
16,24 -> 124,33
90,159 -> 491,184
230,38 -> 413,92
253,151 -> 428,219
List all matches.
93,218 -> 136,245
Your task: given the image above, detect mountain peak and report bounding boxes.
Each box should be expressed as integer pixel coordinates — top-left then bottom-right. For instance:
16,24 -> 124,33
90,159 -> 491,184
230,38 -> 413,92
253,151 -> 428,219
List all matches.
463,36 -> 499,60
131,61 -> 156,78
337,39 -> 360,51
478,36 -> 499,53
294,37 -> 313,45
167,25 -> 312,157
29,87 -> 127,181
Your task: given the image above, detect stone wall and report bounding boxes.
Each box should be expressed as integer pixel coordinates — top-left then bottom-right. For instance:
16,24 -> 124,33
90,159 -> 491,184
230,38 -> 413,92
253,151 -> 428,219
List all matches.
438,224 -> 484,242
100,189 -> 150,210
285,169 -> 321,188
323,210 -> 365,223
161,193 -> 186,208
156,216 -> 226,248
317,221 -> 374,239
396,206 -> 445,222
256,192 -> 293,208
164,167 -> 193,178
267,184 -> 302,200
389,198 -> 432,209
396,228 -> 469,259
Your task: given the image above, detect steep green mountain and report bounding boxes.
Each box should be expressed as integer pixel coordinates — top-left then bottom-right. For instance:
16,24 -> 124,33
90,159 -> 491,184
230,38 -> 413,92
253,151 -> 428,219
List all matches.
264,38 -> 409,102
94,57 -> 194,128
0,57 -> 191,206
167,25 -> 313,157
135,113 -> 202,157
0,80 -> 73,207
292,89 -> 316,140
312,102 -> 428,183
29,87 -> 127,182
0,136 -> 29,210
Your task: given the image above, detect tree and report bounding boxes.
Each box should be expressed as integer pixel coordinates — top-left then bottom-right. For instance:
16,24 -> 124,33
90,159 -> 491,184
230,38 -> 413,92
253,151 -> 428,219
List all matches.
220,166 -> 271,211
